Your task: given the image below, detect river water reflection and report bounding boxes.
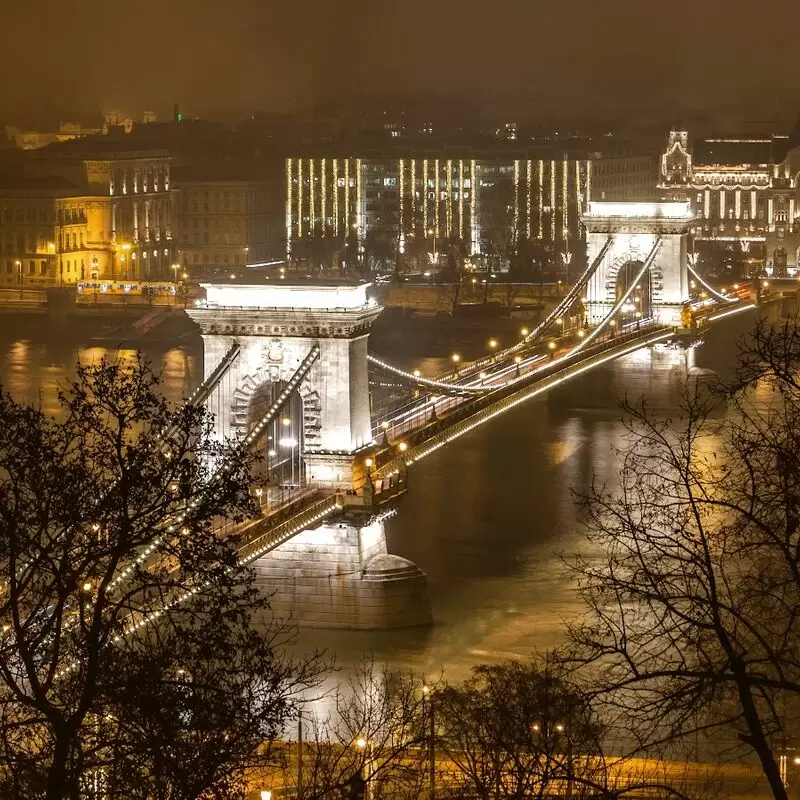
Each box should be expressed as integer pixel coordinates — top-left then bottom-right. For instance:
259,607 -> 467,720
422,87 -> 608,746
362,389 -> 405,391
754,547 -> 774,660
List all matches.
0,321 -> 695,682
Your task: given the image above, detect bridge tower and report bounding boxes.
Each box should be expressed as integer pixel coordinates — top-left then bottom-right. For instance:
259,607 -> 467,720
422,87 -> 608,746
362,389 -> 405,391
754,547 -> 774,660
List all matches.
186,282 -> 431,630
582,201 -> 694,326
187,282 -> 379,488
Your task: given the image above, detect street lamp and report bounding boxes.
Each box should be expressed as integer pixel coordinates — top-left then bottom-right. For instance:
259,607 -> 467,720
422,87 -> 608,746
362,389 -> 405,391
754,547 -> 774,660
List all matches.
427,228 -> 438,265
15,260 -> 22,297
451,353 -> 461,377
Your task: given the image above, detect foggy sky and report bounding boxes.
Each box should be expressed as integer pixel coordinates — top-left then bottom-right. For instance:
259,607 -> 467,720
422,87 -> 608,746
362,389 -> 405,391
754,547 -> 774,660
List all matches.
3,0 -> 800,125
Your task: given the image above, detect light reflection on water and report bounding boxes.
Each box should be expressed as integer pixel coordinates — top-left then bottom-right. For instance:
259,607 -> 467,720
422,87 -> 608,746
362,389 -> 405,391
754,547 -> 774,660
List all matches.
0,326 -> 703,682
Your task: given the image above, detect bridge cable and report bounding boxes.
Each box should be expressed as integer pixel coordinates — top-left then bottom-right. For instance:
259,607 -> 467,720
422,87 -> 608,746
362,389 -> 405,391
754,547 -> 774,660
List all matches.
365,236 -> 616,396
106,345 -> 321,597
367,355 -> 486,396
520,234 -> 615,345
687,263 -> 736,303
158,342 -> 241,443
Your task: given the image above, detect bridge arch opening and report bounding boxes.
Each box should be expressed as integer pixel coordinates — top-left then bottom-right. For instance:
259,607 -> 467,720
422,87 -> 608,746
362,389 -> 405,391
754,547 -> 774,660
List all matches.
615,259 -> 651,325
247,380 -> 305,494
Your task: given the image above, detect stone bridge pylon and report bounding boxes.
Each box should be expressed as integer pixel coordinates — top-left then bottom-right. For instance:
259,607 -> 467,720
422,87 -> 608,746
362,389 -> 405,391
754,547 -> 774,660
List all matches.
582,201 -> 694,326
186,282 -> 431,630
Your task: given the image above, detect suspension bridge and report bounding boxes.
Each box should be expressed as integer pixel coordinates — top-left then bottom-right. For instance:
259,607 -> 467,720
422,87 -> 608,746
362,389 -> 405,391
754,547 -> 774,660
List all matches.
83,199 -> 756,633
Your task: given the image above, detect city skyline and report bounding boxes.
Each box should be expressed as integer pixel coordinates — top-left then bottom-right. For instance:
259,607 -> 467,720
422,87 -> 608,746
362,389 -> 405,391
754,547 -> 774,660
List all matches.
3,0 -> 800,125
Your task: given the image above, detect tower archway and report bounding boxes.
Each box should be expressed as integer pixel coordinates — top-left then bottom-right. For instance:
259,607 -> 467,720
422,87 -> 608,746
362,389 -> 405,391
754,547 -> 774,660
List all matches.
615,259 -> 651,324
247,380 -> 305,492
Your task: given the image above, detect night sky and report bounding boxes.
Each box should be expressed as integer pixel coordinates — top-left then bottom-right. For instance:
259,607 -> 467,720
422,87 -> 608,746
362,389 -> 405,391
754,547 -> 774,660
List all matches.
3,0 -> 800,124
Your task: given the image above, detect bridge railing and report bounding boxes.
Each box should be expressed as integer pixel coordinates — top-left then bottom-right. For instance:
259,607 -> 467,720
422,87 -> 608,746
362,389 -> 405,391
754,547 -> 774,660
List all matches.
234,492 -> 340,565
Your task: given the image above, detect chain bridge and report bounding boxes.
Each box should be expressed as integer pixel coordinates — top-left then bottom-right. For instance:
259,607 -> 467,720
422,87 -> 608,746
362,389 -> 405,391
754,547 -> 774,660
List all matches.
170,201 -> 761,630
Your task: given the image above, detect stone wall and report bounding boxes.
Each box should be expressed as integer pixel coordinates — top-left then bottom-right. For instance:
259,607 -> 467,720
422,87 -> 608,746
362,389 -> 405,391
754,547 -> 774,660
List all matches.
251,519 -> 432,630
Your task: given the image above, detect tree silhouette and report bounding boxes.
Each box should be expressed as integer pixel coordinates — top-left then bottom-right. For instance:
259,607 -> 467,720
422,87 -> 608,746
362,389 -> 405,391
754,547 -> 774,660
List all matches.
0,357 -> 321,799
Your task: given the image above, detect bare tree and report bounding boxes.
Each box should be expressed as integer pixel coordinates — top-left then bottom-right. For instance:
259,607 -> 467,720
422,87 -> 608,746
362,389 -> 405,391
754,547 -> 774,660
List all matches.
435,660 -> 609,800
283,658 -> 429,800
564,315 -> 800,800
0,357 -> 321,800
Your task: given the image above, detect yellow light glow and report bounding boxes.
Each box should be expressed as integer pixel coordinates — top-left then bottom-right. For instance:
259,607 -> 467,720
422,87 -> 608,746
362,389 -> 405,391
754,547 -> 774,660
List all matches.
365,458 -> 373,468
398,442 -> 408,452
520,328 -> 529,337
488,339 -> 498,349
356,738 -> 367,749
451,353 -> 461,363
547,341 -> 556,350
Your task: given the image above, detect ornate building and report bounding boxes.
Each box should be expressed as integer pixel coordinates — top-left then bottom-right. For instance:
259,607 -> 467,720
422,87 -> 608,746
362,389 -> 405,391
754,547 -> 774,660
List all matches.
658,120 -> 800,274
0,177 -> 112,286
26,140 -> 175,281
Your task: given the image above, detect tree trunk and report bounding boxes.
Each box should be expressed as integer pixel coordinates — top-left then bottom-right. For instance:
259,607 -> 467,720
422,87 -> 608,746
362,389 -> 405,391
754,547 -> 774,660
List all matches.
45,733 -> 72,800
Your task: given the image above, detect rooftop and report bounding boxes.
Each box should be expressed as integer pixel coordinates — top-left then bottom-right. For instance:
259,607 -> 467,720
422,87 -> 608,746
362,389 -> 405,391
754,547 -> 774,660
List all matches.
199,282 -> 375,310
690,134 -> 799,167
584,201 -> 693,220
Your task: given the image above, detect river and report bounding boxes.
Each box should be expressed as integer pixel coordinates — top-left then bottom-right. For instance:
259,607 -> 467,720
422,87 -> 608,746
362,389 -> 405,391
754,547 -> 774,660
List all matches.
0,316 -> 699,683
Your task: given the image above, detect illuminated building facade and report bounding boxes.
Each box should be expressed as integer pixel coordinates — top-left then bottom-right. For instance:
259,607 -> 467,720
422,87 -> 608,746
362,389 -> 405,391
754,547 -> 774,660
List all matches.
0,182 -> 108,286
658,122 -> 800,274
28,143 -> 175,280
285,154 -> 591,271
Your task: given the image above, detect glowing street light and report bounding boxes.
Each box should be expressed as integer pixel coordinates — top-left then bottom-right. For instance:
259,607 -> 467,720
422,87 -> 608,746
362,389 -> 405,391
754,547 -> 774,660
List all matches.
451,353 -> 461,363
520,327 -> 529,338
281,417 -> 291,427
356,738 -> 367,749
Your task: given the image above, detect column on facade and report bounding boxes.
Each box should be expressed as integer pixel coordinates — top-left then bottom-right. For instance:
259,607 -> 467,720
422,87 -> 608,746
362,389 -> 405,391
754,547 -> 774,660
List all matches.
445,160 -> 453,237
526,160 -> 532,239
550,160 -> 556,241
332,159 -> 339,236
433,159 -> 440,239
513,160 -> 520,241
458,160 -> 464,241
538,161 -> 544,240
470,160 -> 478,255
422,159 -> 429,236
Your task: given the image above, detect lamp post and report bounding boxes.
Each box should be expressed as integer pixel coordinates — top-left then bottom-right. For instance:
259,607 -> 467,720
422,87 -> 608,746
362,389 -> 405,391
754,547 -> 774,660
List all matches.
561,250 -> 573,284
15,260 -> 22,297
427,228 -> 438,266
